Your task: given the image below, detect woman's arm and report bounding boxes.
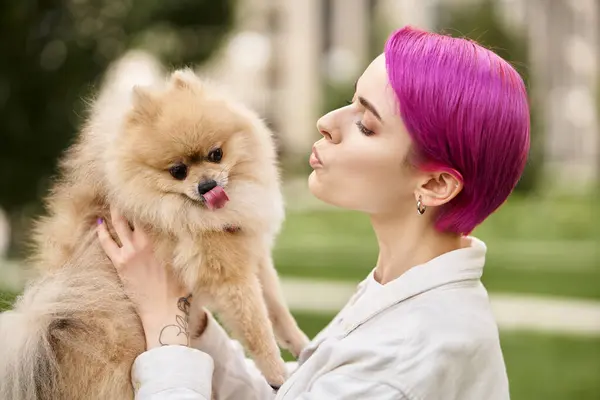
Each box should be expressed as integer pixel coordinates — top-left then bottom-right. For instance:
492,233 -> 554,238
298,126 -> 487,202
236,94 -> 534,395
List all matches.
132,301 -> 283,400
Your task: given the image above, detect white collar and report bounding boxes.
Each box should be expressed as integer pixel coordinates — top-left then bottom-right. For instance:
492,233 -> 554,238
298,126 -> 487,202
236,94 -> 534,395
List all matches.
342,236 -> 487,335
298,237 -> 487,364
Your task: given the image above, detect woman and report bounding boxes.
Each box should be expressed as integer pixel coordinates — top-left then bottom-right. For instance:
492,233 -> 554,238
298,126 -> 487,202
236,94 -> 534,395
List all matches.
98,26 -> 529,399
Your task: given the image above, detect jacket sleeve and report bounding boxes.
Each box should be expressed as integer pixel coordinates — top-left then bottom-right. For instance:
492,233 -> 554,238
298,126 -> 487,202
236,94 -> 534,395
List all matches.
132,345 -> 214,399
191,312 -> 297,400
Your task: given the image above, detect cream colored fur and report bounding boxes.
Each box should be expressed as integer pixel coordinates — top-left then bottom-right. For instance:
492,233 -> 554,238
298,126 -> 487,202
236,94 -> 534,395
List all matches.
0,56 -> 308,399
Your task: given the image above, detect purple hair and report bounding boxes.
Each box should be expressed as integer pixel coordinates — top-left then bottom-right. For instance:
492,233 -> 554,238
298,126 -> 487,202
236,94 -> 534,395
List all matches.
384,26 -> 530,235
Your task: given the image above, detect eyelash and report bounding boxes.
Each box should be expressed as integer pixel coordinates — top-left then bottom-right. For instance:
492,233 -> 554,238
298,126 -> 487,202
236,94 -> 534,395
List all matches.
346,98 -> 375,136
356,121 -> 375,136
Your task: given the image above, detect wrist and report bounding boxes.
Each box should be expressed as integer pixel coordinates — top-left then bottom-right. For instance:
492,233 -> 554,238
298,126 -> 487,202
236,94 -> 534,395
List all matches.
140,296 -> 193,350
140,304 -> 179,329
143,317 -> 189,349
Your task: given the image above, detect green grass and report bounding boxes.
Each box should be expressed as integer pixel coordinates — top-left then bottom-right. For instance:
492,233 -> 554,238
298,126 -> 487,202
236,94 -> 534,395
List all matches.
289,312 -> 600,400
0,291 -> 16,311
274,195 -> 600,300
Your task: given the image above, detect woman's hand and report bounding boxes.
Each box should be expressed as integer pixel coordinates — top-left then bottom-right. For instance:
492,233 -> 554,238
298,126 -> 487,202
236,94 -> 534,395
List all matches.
96,207 -> 202,349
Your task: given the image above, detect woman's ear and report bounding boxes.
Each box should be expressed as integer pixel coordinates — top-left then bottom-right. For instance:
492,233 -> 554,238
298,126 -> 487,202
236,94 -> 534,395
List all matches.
415,171 -> 463,208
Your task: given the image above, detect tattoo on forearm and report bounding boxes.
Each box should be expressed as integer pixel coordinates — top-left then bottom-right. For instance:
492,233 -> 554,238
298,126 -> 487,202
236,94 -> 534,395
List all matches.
158,294 -> 193,346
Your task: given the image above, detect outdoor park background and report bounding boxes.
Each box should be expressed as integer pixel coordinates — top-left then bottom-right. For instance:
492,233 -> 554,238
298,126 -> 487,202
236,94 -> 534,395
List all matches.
0,1 -> 598,399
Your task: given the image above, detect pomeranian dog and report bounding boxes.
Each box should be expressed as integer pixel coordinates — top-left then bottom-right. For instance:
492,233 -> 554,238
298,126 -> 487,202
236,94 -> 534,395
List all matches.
0,55 -> 308,399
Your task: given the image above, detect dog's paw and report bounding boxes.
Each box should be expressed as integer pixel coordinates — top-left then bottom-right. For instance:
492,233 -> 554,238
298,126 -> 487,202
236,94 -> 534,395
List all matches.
258,356 -> 287,388
279,330 -> 310,359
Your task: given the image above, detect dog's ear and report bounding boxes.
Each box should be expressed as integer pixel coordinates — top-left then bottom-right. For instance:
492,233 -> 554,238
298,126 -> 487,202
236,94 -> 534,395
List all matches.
170,69 -> 198,90
130,86 -> 159,123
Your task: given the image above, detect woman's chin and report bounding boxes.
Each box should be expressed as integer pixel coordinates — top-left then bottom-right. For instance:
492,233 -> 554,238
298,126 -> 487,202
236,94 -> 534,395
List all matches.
308,172 -> 336,207
307,170 -> 321,196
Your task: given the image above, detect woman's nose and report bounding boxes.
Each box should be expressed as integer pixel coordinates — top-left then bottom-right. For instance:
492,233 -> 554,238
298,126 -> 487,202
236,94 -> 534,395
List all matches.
316,111 -> 341,144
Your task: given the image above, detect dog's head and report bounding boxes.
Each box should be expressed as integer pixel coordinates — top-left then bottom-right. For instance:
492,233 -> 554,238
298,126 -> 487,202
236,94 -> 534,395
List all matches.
104,69 -> 282,233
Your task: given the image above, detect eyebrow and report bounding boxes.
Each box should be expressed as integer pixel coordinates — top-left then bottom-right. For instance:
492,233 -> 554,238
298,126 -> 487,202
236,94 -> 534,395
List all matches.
354,81 -> 383,122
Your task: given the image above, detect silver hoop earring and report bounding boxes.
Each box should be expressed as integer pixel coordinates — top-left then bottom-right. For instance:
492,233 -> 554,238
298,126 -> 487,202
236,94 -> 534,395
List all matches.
416,195 -> 426,215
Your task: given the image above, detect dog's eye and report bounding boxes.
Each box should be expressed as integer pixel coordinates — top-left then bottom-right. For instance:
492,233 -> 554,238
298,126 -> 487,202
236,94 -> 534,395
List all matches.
207,148 -> 223,163
169,163 -> 188,180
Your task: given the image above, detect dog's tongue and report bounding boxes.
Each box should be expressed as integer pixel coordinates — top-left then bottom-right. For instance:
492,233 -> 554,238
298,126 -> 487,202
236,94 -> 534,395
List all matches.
203,186 -> 229,210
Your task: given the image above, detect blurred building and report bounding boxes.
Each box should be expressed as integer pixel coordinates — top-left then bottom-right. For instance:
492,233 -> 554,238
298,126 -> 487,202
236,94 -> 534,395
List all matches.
525,0 -> 599,191
202,0 -> 599,190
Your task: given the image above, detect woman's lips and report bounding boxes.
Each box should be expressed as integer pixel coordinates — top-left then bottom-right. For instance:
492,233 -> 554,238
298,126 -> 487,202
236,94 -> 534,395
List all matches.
309,146 -> 323,168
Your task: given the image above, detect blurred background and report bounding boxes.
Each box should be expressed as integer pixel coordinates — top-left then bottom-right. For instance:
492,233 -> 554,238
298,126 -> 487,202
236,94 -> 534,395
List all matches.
0,0 -> 598,398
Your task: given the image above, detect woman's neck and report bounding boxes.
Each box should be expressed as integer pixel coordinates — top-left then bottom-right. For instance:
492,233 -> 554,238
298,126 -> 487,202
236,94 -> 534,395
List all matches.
370,211 -> 463,285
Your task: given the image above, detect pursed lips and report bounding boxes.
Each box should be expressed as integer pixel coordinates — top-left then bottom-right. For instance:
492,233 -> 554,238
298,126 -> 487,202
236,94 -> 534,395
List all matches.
309,145 -> 323,168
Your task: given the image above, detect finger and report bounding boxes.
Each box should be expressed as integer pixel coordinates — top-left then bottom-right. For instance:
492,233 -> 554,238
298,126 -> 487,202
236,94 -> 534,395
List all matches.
97,219 -> 121,265
110,206 -> 133,246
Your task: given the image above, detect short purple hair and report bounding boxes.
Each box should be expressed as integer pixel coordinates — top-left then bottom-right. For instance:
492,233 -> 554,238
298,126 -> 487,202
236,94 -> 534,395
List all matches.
384,26 -> 530,235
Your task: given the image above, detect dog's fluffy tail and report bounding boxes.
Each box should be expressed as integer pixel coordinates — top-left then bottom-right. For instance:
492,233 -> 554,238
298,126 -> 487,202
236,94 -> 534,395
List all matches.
0,253 -> 139,400
0,283 -> 60,399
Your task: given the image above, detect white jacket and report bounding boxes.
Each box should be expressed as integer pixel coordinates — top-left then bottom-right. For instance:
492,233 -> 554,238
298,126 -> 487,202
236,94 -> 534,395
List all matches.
132,237 -> 510,399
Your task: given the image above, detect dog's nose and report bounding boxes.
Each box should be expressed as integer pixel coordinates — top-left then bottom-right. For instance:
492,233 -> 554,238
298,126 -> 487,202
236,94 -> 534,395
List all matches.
198,179 -> 218,195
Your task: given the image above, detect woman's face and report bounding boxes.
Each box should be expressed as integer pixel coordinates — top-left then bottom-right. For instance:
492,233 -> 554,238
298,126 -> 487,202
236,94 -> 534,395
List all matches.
308,54 -> 418,215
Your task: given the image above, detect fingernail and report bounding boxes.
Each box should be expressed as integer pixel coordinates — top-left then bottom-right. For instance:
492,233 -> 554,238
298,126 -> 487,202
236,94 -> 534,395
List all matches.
97,218 -> 103,225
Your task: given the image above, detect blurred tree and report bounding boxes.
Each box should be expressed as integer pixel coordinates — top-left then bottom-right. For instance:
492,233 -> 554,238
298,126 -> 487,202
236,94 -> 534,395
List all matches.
435,0 -> 541,193
0,0 -> 234,213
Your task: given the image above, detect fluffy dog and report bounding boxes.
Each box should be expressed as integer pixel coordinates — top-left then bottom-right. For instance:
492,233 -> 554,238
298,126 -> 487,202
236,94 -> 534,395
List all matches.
0,59 -> 308,399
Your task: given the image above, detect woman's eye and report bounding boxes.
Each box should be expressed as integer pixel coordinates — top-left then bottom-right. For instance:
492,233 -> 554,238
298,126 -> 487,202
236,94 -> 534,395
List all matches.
356,121 -> 375,136
207,148 -> 223,163
169,163 -> 188,180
